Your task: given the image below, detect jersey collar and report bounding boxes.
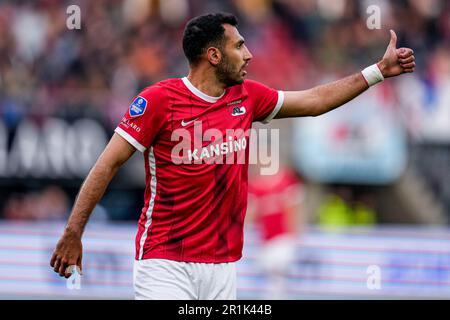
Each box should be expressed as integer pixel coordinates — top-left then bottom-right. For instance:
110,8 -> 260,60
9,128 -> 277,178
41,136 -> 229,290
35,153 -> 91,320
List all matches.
181,77 -> 225,103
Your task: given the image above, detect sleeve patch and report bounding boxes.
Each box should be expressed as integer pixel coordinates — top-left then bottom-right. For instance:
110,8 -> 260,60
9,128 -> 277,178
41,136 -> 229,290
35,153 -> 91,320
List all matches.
129,96 -> 148,117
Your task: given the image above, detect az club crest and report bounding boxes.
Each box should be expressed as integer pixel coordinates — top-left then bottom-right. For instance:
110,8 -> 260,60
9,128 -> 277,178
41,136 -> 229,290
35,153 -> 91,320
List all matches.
231,106 -> 246,116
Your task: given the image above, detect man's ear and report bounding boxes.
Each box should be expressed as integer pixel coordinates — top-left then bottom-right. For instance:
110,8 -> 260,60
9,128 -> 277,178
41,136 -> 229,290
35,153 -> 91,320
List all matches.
206,47 -> 222,66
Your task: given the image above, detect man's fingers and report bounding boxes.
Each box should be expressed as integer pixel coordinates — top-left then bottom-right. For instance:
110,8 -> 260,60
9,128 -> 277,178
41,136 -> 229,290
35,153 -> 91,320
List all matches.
399,56 -> 415,64
389,29 -> 397,48
401,62 -> 416,69
53,257 -> 61,273
398,48 -> 414,58
50,253 -> 57,267
59,260 -> 68,277
64,263 -> 79,278
403,68 -> 415,73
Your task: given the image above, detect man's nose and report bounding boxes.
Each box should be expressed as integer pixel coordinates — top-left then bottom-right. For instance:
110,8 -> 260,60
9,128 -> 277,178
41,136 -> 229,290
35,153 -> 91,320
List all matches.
244,47 -> 253,61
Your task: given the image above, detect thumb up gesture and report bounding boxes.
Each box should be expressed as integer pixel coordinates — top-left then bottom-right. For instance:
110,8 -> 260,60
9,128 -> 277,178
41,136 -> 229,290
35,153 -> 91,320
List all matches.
378,30 -> 416,78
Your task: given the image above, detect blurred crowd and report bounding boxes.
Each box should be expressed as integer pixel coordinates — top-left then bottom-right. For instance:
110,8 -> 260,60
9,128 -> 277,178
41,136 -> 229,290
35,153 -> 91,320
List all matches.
2,185 -> 69,220
0,0 -> 449,221
0,0 -> 448,127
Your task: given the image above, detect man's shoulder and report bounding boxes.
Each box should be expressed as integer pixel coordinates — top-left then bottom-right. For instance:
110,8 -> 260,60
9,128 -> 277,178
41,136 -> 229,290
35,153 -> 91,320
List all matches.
243,79 -> 262,86
139,78 -> 183,98
242,79 -> 273,93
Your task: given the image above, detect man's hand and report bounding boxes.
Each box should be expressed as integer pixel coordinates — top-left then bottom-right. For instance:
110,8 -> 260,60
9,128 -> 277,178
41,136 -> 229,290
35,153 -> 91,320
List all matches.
378,30 -> 415,78
48,133 -> 137,279
50,228 -> 83,278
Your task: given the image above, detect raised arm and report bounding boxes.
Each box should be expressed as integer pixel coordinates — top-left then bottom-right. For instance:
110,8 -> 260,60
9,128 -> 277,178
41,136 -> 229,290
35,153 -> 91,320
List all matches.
50,133 -> 137,277
276,30 -> 415,118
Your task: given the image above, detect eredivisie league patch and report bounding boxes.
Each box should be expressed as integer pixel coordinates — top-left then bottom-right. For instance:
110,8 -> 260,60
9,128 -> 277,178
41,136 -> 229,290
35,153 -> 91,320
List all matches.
129,96 -> 148,117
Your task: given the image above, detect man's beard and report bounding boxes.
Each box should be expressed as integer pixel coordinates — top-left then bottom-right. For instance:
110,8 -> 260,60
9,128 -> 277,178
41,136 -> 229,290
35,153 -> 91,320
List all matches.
215,55 -> 243,87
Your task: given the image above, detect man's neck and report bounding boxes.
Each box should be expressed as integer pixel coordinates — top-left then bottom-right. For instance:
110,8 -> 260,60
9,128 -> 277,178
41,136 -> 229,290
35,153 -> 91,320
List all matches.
187,68 -> 226,98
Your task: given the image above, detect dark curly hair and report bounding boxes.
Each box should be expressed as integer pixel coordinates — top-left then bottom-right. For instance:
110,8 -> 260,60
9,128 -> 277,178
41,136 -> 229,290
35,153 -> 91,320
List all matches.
182,13 -> 238,66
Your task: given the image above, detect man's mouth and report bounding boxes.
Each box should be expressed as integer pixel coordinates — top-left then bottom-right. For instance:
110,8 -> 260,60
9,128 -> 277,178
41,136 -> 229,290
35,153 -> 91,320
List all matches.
241,63 -> 249,76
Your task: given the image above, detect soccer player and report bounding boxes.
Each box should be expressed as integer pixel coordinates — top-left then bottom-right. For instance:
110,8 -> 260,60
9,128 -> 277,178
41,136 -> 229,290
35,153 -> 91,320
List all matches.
248,163 -> 304,299
50,13 -> 415,299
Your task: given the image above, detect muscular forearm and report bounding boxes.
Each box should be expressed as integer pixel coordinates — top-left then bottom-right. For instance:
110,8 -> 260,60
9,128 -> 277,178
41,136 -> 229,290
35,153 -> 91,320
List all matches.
277,72 -> 369,118
308,73 -> 369,116
65,161 -> 119,238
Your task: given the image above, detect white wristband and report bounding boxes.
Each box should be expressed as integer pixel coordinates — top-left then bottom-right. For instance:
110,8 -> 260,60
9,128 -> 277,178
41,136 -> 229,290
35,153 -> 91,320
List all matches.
361,64 -> 384,87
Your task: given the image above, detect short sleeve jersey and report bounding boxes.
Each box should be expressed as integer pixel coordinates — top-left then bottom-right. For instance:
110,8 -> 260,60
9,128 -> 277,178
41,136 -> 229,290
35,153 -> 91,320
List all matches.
115,77 -> 284,263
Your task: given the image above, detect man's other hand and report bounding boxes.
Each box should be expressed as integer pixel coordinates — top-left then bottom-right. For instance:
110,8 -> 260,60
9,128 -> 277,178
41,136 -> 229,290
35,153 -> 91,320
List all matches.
50,229 -> 83,278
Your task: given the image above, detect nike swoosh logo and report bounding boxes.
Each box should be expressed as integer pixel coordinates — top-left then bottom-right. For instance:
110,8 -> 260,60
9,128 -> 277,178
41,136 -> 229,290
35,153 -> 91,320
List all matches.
181,118 -> 199,127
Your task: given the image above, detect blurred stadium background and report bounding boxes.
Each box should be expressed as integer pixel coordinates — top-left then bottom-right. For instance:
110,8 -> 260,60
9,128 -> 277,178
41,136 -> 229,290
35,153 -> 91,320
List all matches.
0,0 -> 449,299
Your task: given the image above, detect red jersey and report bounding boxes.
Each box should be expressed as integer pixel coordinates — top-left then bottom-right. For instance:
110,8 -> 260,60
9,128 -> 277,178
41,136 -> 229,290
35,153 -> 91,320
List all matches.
115,77 -> 284,263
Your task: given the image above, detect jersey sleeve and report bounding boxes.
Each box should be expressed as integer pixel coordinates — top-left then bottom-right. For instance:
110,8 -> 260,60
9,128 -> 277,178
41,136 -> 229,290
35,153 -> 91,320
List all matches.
245,80 -> 284,124
114,85 -> 168,152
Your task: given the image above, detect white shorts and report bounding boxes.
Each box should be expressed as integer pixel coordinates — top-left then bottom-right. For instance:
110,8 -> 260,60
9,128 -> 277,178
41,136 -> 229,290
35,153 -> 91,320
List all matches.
133,259 -> 237,300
